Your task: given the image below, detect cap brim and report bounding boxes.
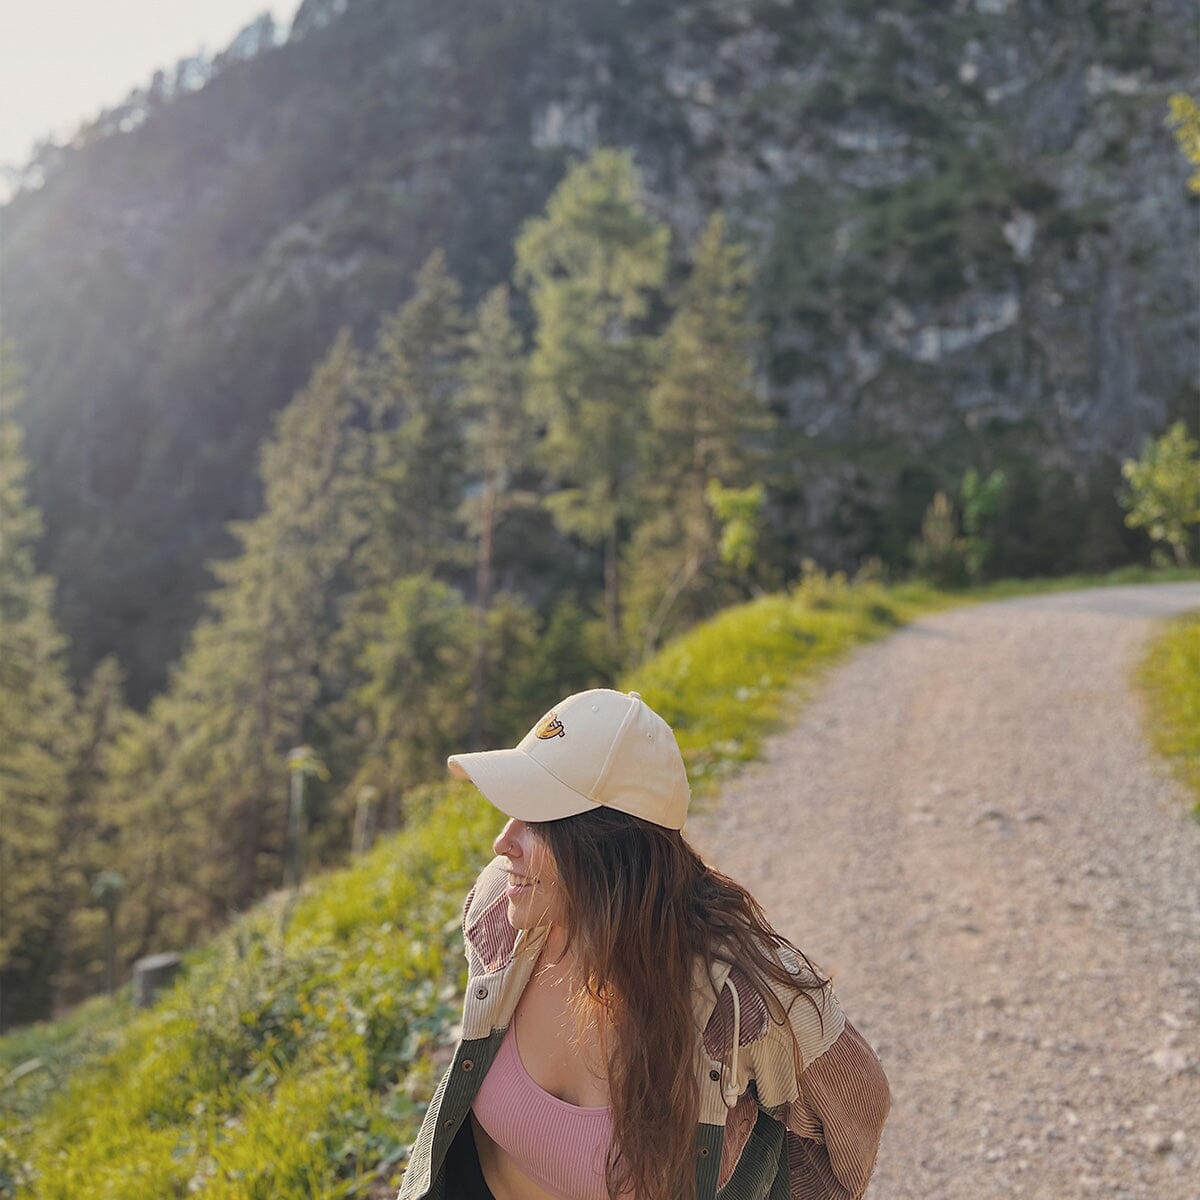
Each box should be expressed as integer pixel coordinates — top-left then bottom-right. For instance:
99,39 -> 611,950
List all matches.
447,747 -> 602,822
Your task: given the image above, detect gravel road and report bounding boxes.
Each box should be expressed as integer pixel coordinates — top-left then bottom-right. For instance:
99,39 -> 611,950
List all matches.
685,582 -> 1200,1200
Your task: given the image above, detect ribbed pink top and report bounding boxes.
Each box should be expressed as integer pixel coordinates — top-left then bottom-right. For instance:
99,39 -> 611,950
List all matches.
471,1013 -> 629,1200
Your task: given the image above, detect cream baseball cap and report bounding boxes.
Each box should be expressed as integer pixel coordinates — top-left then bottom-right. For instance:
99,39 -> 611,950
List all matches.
446,688 -> 691,830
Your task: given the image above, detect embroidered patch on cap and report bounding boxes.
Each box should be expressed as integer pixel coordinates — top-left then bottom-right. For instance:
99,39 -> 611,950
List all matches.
535,712 -> 565,739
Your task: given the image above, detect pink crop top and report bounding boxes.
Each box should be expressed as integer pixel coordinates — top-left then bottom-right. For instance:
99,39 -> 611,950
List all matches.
471,1011 -> 631,1200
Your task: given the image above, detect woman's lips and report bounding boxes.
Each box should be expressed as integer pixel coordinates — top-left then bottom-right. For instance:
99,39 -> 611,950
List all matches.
504,876 -> 538,898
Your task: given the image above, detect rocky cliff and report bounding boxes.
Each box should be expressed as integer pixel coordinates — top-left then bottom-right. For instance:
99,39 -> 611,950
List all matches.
2,0 -> 1196,703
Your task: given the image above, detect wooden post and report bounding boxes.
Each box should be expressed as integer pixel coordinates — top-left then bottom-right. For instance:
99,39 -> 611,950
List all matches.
90,870 -> 125,996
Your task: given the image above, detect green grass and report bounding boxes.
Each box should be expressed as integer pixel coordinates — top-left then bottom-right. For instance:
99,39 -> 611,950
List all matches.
1,784 -> 499,1199
2,562 -> 1198,1196
1133,606 -> 1200,822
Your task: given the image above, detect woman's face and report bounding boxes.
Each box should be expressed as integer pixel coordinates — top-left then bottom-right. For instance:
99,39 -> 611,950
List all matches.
492,817 -> 567,931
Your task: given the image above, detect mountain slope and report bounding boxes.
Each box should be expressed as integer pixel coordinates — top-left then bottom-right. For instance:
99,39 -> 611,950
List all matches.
2,0 -> 1196,704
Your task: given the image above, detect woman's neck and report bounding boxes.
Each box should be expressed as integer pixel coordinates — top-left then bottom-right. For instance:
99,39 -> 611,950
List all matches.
537,924 -> 583,988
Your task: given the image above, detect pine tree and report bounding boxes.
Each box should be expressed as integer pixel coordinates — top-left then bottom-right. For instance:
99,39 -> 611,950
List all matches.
96,683 -> 200,965
513,148 -> 670,658
51,653 -> 129,1008
459,283 -> 535,748
625,211 -> 775,656
335,573 -> 475,826
353,248 -> 469,589
0,332 -> 78,1029
319,252 -> 472,821
909,491 -> 971,588
103,329 -> 368,939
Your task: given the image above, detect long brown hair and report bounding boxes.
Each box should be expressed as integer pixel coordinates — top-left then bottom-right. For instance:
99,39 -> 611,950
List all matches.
528,806 -> 831,1200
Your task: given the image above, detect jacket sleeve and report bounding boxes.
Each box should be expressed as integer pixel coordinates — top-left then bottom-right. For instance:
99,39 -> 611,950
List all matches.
710,951 -> 890,1199
782,1017 -> 891,1200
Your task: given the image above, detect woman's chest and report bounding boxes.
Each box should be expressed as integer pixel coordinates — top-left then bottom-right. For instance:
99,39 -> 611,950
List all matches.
511,965 -> 612,1108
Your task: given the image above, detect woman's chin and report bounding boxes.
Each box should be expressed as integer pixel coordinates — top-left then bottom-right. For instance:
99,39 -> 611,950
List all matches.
506,897 -> 551,930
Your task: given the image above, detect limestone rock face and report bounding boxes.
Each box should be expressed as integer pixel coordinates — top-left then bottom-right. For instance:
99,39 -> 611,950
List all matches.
1,0 -> 1196,697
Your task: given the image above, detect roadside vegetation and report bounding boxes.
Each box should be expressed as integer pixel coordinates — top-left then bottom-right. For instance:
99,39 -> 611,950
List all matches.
1133,605 -> 1200,822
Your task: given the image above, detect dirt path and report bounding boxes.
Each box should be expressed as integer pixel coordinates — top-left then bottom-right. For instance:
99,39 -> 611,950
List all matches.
685,582 -> 1200,1200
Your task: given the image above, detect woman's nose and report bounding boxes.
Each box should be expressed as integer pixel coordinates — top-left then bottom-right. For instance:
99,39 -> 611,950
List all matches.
493,818 -> 521,858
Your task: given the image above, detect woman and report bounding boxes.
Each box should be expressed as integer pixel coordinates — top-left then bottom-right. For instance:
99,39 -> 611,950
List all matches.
397,687 -> 891,1200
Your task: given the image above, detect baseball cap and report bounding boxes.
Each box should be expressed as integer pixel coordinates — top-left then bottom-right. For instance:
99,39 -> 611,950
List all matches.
446,688 -> 691,830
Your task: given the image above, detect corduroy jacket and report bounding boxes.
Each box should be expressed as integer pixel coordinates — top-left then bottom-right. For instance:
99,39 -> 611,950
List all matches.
396,857 -> 891,1200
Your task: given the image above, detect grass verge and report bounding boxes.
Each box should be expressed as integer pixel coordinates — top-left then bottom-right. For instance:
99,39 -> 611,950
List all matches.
1133,605 -> 1200,821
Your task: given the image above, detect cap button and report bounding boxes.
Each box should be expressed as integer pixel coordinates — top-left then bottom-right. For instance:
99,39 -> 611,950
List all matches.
629,691 -> 641,701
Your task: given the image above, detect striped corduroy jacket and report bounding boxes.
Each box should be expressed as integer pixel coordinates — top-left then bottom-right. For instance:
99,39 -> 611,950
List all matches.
396,857 -> 891,1200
